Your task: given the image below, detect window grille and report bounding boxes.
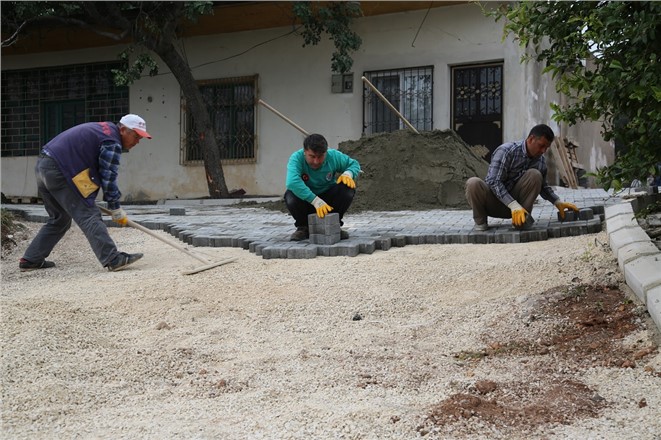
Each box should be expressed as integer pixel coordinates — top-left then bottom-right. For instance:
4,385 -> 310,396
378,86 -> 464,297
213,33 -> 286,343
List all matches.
183,75 -> 257,164
451,63 -> 503,162
362,66 -> 433,135
0,62 -> 128,157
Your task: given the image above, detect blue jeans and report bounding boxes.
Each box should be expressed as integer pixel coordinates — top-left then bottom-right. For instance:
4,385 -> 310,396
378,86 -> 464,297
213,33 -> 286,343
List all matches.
22,156 -> 121,267
285,184 -> 355,228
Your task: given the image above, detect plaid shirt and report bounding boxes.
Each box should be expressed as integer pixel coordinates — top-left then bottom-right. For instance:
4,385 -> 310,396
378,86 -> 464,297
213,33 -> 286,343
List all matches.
485,139 -> 559,206
98,141 -> 123,210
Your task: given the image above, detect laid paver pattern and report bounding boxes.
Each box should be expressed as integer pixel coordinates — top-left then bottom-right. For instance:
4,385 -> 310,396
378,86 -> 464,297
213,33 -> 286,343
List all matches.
4,188 -> 625,259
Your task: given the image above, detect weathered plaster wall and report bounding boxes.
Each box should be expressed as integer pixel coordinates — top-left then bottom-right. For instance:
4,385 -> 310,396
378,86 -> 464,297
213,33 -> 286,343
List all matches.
1,3 -> 612,201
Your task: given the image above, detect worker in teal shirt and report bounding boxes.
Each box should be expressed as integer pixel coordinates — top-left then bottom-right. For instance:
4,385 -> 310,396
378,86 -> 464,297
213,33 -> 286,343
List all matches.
285,133 -> 361,241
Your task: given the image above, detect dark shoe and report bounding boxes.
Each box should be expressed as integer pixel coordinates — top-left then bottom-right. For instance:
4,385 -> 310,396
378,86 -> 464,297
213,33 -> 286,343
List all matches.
19,258 -> 55,272
473,222 -> 489,231
107,252 -> 143,272
290,227 -> 309,241
340,229 -> 350,240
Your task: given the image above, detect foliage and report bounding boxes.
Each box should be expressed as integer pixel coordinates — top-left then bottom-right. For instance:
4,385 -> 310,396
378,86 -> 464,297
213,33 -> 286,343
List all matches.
1,209 -> 25,252
487,1 -> 661,191
634,200 -> 661,219
113,49 -> 160,86
293,1 -> 362,73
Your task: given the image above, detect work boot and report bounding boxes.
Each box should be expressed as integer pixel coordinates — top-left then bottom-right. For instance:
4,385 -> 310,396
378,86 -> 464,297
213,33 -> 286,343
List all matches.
106,252 -> 143,272
290,227 -> 309,241
19,258 -> 55,272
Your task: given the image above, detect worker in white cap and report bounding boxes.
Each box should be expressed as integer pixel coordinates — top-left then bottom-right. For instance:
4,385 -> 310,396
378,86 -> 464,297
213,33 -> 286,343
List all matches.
20,114 -> 153,272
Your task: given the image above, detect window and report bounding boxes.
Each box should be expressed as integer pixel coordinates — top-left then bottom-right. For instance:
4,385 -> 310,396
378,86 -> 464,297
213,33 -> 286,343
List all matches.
183,75 -> 257,164
42,100 -> 86,144
0,62 -> 128,157
362,66 -> 433,135
451,62 -> 503,162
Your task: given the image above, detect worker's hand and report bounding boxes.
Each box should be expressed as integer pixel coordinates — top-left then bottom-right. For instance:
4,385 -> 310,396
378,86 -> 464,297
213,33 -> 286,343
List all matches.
554,200 -> 579,220
336,171 -> 356,189
508,200 -> 529,227
311,196 -> 333,218
111,208 -> 128,226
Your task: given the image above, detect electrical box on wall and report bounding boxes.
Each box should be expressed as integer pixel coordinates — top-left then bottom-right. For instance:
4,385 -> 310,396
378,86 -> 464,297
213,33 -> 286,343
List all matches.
331,73 -> 353,93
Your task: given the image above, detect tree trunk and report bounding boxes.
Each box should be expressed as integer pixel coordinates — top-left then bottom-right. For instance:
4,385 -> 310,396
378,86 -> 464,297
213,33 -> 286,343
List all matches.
151,41 -> 229,198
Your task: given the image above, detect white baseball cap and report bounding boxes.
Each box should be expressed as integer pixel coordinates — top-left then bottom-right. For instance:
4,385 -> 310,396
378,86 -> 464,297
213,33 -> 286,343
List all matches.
119,114 -> 152,139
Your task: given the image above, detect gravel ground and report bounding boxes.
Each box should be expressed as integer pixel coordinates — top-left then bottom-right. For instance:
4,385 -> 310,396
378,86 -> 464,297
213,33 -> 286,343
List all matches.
1,222 -> 660,439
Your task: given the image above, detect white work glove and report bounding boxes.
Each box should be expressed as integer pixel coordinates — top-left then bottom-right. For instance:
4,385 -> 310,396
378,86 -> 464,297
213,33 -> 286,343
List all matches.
111,208 -> 128,226
311,196 -> 333,218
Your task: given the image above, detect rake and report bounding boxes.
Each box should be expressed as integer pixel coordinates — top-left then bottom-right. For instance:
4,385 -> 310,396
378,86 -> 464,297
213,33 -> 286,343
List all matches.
99,206 -> 237,275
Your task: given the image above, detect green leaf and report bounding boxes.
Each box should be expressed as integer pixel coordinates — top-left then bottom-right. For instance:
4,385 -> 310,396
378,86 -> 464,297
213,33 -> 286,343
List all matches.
609,60 -> 623,70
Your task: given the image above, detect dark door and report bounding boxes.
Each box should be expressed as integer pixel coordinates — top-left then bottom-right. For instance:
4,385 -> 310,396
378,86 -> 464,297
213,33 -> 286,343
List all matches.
452,63 -> 503,162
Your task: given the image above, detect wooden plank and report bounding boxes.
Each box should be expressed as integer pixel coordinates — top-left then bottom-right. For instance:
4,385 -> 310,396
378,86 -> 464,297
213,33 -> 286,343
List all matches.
556,139 -> 578,188
550,141 -> 573,188
551,139 -> 578,189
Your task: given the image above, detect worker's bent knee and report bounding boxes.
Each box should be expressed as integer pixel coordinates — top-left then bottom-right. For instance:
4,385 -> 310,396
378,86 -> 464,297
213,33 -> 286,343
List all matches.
465,176 -> 485,192
524,168 -> 543,181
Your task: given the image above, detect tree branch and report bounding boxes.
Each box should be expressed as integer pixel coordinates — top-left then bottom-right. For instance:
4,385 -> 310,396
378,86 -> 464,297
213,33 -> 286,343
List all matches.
1,15 -> 129,48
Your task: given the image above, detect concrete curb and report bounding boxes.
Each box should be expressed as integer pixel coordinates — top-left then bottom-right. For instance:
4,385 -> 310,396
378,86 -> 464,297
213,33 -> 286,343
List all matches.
605,201 -> 661,334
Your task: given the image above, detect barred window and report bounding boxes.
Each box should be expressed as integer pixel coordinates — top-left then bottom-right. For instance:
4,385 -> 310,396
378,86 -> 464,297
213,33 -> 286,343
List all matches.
362,66 -> 433,135
183,75 -> 257,164
1,62 -> 128,157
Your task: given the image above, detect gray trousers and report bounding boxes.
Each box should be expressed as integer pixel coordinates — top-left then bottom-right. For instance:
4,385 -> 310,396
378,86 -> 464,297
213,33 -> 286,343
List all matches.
465,169 -> 543,224
22,156 -> 120,267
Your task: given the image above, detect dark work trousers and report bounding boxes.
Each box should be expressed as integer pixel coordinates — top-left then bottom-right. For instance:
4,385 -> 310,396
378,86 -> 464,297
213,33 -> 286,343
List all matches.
22,156 -> 121,267
284,184 -> 356,228
464,169 -> 543,224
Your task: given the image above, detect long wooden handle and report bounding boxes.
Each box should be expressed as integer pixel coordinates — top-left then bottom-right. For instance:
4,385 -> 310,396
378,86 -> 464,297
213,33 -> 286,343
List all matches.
99,206 -> 211,264
258,99 -> 309,136
361,76 -> 420,134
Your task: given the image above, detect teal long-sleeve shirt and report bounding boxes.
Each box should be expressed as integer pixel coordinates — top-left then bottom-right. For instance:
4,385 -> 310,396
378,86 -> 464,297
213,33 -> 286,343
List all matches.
286,148 -> 361,203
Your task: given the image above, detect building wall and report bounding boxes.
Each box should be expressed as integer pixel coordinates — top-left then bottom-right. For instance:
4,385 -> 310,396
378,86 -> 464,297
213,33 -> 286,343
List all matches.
1,3 -> 612,201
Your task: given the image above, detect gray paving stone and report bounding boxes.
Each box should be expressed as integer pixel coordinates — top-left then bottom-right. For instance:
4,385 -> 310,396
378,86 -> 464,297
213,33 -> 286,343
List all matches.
309,215 -> 341,235
287,246 -> 317,259
391,236 -> 407,247
374,238 -> 392,251
495,231 -> 521,243
405,235 -> 422,245
309,232 -> 341,245
587,219 -> 602,233
356,240 -> 376,254
191,235 -> 210,247
332,243 -> 360,257
558,210 -> 577,222
578,208 -> 594,220
316,245 -> 333,257
590,205 -> 605,216
468,231 -> 489,244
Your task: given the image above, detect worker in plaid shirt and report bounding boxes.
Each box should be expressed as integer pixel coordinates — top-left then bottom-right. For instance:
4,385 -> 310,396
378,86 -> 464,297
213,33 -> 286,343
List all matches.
465,124 -> 579,230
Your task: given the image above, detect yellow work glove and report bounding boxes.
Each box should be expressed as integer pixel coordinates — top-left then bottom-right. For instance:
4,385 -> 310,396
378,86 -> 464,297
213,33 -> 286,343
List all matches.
110,208 -> 128,227
508,200 -> 529,228
554,200 -> 579,220
336,171 -> 356,189
311,196 -> 333,218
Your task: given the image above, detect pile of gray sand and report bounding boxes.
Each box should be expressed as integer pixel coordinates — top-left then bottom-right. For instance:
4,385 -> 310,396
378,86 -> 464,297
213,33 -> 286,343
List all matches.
338,129 -> 489,211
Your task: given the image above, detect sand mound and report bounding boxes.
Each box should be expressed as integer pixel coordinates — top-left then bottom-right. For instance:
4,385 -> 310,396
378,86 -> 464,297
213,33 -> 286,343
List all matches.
338,129 -> 489,211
